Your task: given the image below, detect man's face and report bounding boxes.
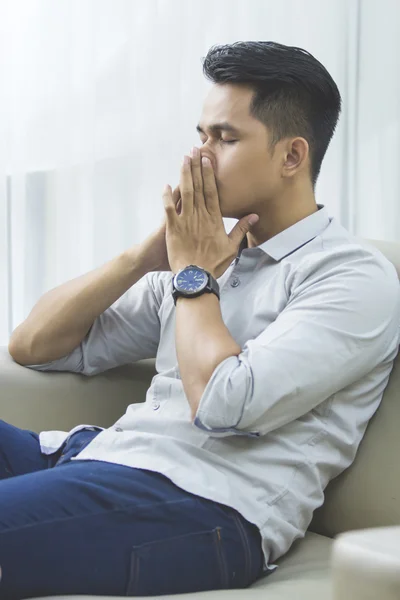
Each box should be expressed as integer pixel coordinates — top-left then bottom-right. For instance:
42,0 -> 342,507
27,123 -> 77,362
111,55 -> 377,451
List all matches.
197,83 -> 282,219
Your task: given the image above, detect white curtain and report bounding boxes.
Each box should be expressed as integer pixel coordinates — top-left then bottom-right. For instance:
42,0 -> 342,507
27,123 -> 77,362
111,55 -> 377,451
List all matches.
0,0 -> 399,346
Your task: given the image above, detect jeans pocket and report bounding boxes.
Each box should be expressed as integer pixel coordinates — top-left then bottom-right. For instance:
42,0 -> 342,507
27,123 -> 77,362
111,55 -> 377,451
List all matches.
55,430 -> 100,466
126,526 -> 229,596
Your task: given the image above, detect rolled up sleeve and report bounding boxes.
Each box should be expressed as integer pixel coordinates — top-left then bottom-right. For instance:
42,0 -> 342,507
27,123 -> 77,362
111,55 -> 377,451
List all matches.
194,254 -> 400,437
24,271 -> 165,376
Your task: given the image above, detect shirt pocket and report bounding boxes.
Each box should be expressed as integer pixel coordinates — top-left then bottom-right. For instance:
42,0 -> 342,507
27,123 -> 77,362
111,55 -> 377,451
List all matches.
126,527 -> 229,596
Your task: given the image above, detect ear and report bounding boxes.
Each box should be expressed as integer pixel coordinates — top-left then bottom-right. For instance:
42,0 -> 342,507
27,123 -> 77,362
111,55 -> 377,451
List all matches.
282,137 -> 309,179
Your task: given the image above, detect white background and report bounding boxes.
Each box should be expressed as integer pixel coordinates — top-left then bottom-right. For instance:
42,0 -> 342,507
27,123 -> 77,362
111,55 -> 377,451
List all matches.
0,0 -> 399,345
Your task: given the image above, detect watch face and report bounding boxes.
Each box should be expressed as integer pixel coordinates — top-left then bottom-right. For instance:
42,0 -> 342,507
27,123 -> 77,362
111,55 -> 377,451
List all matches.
174,267 -> 208,294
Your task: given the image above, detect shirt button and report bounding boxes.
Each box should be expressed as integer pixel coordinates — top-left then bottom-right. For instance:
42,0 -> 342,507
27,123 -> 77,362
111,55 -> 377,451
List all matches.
152,402 -> 161,411
231,277 -> 240,287
114,426 -> 123,432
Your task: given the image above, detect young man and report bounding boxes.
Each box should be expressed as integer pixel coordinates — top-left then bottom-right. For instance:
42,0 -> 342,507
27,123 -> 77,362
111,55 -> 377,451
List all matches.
6,41 -> 400,598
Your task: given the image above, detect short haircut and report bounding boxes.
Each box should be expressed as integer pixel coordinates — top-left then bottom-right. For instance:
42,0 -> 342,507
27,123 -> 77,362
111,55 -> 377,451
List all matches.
202,41 -> 342,186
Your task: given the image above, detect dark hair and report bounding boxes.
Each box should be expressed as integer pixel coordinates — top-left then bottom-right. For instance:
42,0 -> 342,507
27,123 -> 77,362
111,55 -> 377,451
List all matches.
202,41 -> 341,186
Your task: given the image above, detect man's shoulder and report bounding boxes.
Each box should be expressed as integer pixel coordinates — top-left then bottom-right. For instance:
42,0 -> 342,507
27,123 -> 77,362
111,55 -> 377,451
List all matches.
296,221 -> 398,289
278,221 -> 398,323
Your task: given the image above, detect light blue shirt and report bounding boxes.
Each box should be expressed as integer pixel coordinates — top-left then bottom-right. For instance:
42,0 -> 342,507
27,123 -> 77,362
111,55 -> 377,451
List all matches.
27,205 -> 400,572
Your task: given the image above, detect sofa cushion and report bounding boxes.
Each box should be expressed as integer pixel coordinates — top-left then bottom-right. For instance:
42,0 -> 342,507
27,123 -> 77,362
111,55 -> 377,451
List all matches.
32,532 -> 333,599
310,238 -> 400,539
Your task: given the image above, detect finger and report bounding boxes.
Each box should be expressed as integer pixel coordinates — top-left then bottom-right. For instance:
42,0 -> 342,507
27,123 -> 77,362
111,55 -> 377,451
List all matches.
180,155 -> 194,215
190,146 -> 204,210
228,214 -> 259,247
173,185 -> 182,215
162,184 -> 176,225
201,156 -> 221,215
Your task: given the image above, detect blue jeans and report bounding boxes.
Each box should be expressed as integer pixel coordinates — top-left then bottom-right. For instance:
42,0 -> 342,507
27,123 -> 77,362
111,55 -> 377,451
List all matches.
0,419 -> 265,598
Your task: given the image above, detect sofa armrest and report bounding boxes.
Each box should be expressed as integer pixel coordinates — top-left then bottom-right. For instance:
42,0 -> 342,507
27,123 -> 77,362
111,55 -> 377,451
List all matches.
0,347 -> 157,433
332,526 -> 400,599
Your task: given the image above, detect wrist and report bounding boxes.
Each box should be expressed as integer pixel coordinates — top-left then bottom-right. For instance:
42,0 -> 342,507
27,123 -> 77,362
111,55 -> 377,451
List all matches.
172,265 -> 220,306
122,246 -> 150,278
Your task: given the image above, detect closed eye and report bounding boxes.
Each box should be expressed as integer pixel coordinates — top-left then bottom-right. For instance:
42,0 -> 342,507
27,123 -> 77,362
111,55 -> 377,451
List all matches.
198,136 -> 238,146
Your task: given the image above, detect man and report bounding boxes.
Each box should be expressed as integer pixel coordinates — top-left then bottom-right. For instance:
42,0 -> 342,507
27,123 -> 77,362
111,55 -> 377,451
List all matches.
5,41 -> 400,599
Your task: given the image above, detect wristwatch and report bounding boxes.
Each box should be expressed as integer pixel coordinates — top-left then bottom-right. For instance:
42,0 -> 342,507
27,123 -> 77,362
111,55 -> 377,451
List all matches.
172,265 -> 220,305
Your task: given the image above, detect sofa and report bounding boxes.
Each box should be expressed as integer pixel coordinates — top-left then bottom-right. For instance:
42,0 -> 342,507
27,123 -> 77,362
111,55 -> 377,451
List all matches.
0,237 -> 399,600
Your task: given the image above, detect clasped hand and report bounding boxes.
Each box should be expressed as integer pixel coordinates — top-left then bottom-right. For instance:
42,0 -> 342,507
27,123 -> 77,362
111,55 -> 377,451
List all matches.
162,147 -> 259,279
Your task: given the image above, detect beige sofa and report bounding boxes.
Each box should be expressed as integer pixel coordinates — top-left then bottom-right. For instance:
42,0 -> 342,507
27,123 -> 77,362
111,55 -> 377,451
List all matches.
1,238 -> 399,600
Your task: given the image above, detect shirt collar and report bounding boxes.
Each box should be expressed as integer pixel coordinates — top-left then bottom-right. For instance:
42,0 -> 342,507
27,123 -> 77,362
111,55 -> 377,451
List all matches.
239,204 -> 330,261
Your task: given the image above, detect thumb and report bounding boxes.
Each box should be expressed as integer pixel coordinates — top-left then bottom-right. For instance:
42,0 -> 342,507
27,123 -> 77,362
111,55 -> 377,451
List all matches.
229,214 -> 259,246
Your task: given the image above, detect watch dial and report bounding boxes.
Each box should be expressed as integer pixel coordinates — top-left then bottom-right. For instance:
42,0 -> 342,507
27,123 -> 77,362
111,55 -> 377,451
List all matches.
175,268 -> 208,294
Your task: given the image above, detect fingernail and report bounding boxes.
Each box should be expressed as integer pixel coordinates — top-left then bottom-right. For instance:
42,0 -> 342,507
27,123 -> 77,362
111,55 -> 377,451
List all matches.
183,155 -> 190,166
248,215 -> 259,226
191,146 -> 199,158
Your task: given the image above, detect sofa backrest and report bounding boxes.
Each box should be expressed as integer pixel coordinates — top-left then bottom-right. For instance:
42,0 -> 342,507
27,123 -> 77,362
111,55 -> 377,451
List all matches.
310,238 -> 400,538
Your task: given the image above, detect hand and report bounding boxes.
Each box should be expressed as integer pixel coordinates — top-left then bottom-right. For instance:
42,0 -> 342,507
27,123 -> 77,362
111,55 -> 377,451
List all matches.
162,147 -> 259,278
134,186 -> 181,272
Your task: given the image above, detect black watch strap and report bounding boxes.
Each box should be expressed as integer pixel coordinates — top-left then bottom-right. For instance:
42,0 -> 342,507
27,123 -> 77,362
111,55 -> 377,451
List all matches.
207,273 -> 220,299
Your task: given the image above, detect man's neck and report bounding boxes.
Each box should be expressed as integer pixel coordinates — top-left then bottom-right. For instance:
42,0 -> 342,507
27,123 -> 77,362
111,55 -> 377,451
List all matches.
246,184 -> 318,248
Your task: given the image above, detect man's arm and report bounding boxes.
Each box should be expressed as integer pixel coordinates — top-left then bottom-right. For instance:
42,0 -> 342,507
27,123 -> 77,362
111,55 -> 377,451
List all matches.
8,222 -> 169,367
175,293 -> 241,420
177,250 -> 400,437
9,250 -> 147,366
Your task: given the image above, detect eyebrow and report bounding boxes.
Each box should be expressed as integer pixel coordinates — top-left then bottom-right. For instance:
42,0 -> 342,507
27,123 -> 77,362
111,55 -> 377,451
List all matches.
196,121 -> 241,135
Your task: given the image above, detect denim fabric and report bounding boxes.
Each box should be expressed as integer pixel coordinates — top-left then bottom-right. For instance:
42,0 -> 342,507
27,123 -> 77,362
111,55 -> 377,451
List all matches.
0,420 -> 266,598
